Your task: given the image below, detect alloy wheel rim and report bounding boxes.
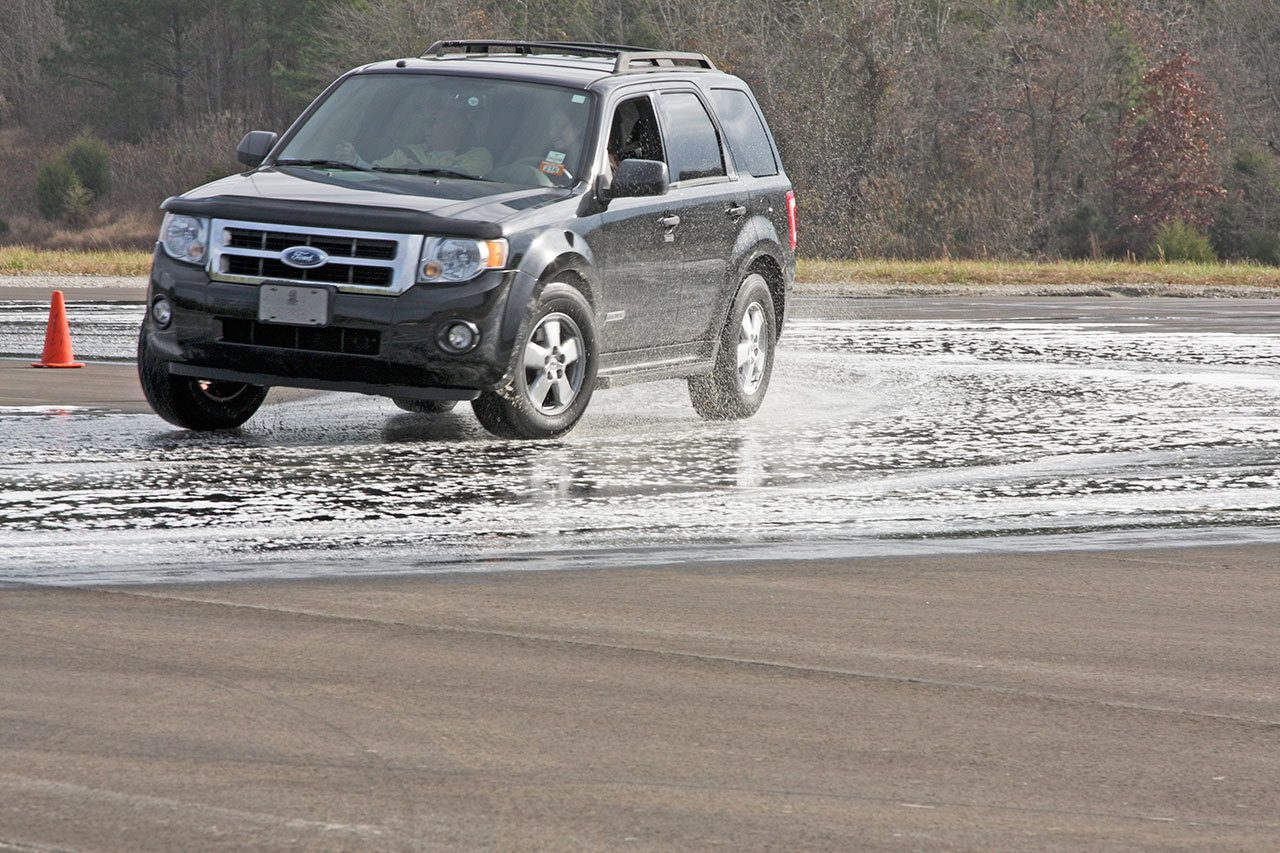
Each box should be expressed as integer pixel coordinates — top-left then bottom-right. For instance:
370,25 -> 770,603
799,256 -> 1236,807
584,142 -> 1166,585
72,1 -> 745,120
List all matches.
737,302 -> 768,396
522,312 -> 585,416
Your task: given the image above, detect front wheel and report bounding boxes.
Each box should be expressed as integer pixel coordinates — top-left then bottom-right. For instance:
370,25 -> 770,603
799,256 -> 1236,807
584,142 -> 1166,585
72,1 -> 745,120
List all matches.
137,322 -> 267,430
473,282 -> 598,439
688,273 -> 777,420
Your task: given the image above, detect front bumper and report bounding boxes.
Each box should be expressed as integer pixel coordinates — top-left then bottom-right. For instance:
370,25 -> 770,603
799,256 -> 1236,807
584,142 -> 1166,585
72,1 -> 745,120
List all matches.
146,249 -> 529,398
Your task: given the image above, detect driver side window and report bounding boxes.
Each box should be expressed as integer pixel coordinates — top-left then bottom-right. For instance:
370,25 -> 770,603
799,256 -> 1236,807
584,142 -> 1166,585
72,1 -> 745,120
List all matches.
606,96 -> 665,176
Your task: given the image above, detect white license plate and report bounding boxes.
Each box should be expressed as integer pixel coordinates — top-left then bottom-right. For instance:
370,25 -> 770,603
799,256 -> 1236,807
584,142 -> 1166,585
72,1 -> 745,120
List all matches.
258,284 -> 330,326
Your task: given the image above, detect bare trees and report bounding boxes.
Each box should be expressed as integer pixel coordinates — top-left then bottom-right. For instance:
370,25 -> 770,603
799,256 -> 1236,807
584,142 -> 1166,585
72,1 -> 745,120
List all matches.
0,0 -> 61,127
1,0 -> 1277,260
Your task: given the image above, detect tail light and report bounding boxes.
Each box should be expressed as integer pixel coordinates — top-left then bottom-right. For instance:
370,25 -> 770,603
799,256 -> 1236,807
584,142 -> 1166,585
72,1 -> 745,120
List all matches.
785,190 -> 797,251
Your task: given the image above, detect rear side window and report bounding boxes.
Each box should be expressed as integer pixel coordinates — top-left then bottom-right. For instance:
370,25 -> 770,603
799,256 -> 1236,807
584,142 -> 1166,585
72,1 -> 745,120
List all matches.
710,88 -> 778,178
658,92 -> 726,182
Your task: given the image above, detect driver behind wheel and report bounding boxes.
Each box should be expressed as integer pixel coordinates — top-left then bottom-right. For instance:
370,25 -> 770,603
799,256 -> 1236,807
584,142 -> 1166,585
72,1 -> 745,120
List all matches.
336,96 -> 493,176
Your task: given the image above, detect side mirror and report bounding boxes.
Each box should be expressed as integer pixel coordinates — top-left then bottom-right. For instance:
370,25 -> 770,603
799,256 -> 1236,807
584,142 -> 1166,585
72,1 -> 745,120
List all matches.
236,131 -> 279,168
609,158 -> 669,199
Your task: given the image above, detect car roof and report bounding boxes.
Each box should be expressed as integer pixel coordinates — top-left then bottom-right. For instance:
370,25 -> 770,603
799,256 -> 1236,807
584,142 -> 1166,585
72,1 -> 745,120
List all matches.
356,48 -> 744,95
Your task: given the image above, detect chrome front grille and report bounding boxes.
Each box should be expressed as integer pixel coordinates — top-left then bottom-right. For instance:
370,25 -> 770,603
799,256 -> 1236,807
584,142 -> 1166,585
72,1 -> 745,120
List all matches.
209,218 -> 424,295
224,227 -> 398,260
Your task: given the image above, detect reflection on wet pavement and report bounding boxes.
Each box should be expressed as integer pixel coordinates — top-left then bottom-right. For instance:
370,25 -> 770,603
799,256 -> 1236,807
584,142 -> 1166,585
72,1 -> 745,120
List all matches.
0,300 -> 143,361
2,299 -> 1279,584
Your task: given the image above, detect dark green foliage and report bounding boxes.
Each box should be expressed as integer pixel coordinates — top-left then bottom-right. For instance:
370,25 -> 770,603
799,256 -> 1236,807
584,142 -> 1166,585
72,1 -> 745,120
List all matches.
44,0 -> 329,140
1057,203 -> 1107,259
0,217 -> 9,238
1211,145 -> 1280,263
1244,230 -> 1280,266
32,135 -> 109,224
35,158 -> 81,221
63,133 -> 111,197
1150,220 -> 1217,263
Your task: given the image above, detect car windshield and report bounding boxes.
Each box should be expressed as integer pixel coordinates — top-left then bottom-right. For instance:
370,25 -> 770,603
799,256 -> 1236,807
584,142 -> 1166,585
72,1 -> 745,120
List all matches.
276,73 -> 594,190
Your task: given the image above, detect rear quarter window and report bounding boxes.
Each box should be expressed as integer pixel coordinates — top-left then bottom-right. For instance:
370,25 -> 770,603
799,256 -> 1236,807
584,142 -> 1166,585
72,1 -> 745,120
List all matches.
658,92 -> 726,182
709,89 -> 778,178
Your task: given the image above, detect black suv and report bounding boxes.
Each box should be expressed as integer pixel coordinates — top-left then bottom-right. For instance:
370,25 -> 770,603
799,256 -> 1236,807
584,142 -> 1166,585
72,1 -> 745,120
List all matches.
138,40 -> 796,438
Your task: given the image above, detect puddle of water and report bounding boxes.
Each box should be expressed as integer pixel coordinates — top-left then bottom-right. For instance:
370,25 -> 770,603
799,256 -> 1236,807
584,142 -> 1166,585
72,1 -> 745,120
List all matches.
0,301 -> 144,361
1,309 -> 1279,585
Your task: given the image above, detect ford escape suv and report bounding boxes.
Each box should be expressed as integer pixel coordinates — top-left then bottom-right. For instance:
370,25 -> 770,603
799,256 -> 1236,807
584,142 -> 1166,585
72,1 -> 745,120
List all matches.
138,40 -> 796,438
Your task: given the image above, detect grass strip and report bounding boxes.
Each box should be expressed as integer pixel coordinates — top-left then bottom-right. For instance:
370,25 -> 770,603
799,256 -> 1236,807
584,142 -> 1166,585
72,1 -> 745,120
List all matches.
0,247 -> 153,276
3,247 -> 1279,287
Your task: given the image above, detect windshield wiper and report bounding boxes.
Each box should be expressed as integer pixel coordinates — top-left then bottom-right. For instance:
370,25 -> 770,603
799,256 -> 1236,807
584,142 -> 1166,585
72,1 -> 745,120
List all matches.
273,158 -> 371,171
372,166 -> 488,181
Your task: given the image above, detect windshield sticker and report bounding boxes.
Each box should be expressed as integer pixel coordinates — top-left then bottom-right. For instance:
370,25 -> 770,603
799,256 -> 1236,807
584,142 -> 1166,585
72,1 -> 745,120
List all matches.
571,94 -> 587,104
539,161 -> 566,176
545,151 -> 566,164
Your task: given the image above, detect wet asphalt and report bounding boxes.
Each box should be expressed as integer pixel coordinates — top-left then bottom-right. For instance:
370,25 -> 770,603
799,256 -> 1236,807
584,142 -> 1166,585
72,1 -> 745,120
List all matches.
3,290 -> 1279,850
1,294 -> 1278,584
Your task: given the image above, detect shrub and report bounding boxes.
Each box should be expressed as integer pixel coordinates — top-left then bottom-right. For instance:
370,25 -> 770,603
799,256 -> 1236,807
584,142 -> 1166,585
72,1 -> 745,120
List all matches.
1057,202 -> 1108,259
35,158 -> 82,221
63,133 -> 111,197
1150,220 -> 1217,263
1244,230 -> 1280,266
61,181 -> 94,227
0,218 -> 9,238
1211,145 -> 1280,261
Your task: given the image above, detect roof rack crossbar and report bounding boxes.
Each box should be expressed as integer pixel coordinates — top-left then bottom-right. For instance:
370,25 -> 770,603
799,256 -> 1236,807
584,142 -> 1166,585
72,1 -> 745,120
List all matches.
420,40 -> 717,74
613,51 -> 717,74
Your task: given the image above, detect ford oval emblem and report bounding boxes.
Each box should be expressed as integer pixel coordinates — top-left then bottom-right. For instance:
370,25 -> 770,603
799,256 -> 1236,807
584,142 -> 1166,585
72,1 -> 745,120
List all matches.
280,246 -> 329,269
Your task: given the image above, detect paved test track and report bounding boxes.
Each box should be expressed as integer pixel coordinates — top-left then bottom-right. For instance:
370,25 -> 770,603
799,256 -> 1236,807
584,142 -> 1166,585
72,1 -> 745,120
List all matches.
1,287 -> 1278,849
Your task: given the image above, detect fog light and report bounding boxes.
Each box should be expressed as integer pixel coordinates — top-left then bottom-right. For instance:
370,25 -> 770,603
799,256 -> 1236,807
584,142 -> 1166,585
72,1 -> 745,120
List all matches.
151,297 -> 173,328
438,321 -> 479,353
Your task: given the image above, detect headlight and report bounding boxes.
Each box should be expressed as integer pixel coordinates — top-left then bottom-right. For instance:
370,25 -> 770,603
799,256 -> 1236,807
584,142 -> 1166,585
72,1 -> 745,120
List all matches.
159,213 -> 210,265
418,237 -> 508,283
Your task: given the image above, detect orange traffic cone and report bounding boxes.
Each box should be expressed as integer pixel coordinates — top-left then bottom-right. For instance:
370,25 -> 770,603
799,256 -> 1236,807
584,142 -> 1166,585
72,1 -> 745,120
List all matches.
31,290 -> 85,369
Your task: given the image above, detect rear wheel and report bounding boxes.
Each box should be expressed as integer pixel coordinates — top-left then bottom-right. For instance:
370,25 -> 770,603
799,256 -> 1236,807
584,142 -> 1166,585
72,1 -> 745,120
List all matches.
689,273 -> 776,420
392,398 -> 458,415
137,322 -> 267,430
473,282 -> 597,439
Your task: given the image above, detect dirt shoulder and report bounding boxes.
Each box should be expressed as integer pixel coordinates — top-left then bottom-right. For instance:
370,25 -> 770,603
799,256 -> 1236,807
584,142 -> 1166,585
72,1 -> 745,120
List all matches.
2,545 -> 1277,850
0,274 -> 147,302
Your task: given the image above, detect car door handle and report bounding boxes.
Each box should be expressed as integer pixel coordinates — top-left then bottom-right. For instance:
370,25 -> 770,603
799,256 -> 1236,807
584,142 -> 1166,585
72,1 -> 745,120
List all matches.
725,203 -> 747,218
658,214 -> 681,229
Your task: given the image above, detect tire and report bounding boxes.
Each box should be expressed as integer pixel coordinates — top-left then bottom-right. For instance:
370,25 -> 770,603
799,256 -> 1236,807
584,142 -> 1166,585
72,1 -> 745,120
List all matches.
689,273 -> 777,420
392,398 -> 458,415
137,322 -> 268,430
472,282 -> 598,439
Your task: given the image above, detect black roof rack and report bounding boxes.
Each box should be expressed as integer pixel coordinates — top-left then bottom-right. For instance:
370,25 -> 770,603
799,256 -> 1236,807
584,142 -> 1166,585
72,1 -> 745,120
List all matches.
421,40 -> 717,75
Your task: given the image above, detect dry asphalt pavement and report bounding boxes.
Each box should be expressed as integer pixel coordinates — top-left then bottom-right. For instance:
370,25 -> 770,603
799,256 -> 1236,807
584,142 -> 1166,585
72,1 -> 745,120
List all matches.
2,547 -> 1278,850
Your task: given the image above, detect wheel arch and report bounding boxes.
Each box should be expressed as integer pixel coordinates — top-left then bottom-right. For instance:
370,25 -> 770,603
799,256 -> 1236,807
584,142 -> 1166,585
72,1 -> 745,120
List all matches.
745,252 -> 786,339
500,248 -> 598,390
720,238 -> 787,342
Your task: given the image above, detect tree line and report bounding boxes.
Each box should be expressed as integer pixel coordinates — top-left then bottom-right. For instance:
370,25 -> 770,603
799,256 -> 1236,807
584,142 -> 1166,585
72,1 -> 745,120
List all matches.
1,0 -> 1278,262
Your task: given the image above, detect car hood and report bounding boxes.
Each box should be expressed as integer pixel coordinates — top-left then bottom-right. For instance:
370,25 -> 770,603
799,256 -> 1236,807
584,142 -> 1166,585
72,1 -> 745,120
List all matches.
175,167 -> 568,228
